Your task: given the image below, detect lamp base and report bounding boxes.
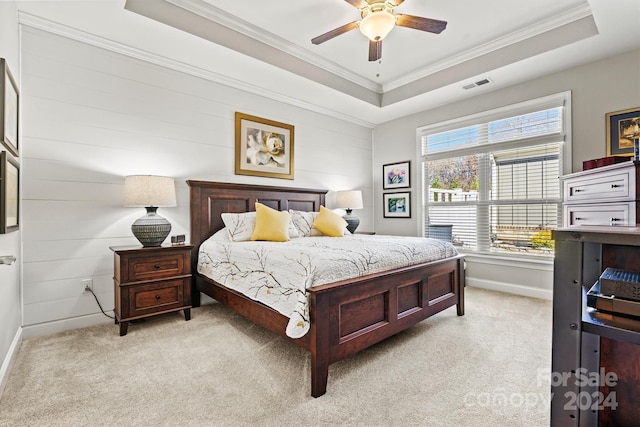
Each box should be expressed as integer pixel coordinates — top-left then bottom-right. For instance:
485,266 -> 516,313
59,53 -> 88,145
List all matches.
131,207 -> 172,247
343,209 -> 360,234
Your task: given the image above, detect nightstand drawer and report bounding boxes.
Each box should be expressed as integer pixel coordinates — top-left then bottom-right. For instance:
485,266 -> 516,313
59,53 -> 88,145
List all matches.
126,253 -> 187,282
126,278 -> 188,318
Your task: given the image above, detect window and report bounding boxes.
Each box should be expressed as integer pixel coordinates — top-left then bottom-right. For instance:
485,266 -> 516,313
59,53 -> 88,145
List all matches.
419,93 -> 570,257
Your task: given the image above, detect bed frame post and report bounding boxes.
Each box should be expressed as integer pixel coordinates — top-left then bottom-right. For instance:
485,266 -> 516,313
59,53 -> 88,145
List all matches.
457,257 -> 465,316
309,291 -> 330,398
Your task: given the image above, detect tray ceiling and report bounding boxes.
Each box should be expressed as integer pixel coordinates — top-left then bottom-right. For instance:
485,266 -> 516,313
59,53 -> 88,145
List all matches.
15,0 -> 640,125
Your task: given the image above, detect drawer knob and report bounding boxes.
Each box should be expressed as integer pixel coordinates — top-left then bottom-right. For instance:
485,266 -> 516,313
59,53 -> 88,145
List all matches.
155,295 -> 161,300
155,264 -> 161,269
611,184 -> 622,188
574,189 -> 584,193
611,218 -> 622,222
575,217 -> 584,221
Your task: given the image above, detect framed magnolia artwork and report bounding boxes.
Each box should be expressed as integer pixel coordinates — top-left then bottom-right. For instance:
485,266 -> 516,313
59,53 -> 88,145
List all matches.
235,112 -> 294,180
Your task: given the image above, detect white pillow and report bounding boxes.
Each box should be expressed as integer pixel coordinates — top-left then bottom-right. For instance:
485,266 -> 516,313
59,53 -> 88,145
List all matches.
288,218 -> 300,238
221,212 -> 255,242
221,211 -> 298,241
289,210 -> 319,237
290,209 -> 353,236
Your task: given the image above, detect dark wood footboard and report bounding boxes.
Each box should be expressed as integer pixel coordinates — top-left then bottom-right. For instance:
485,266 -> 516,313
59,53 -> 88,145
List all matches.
194,254 -> 463,397
307,255 -> 464,396
188,180 -> 464,397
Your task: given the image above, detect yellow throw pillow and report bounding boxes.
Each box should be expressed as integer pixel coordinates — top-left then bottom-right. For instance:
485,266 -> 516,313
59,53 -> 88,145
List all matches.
312,206 -> 347,237
250,202 -> 291,242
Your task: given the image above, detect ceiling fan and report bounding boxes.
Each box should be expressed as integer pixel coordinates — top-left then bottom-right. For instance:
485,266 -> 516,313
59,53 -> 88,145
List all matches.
311,0 -> 447,62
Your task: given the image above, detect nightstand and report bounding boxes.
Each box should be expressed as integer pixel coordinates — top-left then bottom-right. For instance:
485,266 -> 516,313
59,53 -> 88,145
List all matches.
110,244 -> 193,336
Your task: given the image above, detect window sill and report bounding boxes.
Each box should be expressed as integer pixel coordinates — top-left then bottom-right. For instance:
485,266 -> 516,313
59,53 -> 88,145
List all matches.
459,250 -> 553,271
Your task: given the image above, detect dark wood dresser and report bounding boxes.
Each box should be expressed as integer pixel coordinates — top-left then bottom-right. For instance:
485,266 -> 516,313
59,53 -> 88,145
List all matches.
110,245 -> 193,336
551,226 -> 640,426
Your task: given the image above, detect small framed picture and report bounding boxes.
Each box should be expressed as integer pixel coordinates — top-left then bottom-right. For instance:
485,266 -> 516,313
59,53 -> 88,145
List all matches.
606,107 -> 640,157
383,161 -> 410,189
383,192 -> 411,218
235,112 -> 294,180
1,58 -> 19,157
1,151 -> 19,233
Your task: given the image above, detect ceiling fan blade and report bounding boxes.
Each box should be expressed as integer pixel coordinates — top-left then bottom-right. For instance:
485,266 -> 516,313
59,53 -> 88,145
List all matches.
395,14 -> 447,34
368,39 -> 382,61
311,21 -> 360,45
344,0 -> 369,9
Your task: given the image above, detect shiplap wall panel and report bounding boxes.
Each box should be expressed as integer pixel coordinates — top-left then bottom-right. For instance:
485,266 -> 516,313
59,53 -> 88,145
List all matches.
24,256 -> 112,284
24,275 -> 112,305
21,27 -> 373,331
22,234 -> 130,262
24,97 -> 220,150
24,289 -> 113,325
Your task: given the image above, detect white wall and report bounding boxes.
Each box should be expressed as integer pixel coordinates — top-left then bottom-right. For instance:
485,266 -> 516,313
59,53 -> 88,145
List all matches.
20,27 -> 374,336
0,1 -> 22,397
373,48 -> 640,298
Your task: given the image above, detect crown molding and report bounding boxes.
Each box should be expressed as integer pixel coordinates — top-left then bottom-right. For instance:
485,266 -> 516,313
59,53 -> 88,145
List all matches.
383,2 -> 595,91
166,0 -> 593,95
167,0 -> 382,93
17,11 -> 375,128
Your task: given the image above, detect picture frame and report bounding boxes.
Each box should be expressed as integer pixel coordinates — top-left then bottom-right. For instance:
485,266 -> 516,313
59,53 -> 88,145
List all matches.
235,112 -> 294,180
383,161 -> 410,189
383,192 -> 411,218
606,107 -> 640,157
1,151 -> 19,233
0,58 -> 19,157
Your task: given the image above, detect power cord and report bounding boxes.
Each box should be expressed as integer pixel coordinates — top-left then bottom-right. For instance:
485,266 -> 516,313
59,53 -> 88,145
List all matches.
88,287 -> 115,320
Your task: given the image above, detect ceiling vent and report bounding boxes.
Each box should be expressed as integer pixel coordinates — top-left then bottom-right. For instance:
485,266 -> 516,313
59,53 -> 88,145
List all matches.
463,78 -> 492,90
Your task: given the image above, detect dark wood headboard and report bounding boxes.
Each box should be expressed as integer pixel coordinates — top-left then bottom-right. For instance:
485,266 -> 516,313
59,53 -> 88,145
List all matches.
187,180 -> 327,257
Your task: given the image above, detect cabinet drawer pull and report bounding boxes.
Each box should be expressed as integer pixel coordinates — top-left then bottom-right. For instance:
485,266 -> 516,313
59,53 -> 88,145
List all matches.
155,264 -> 161,269
574,217 -> 584,221
611,184 -> 622,188
573,189 -> 585,193
611,218 -> 622,222
155,295 -> 161,300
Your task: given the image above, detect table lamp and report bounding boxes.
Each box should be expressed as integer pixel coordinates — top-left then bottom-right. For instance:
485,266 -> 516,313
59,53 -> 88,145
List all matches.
335,190 -> 364,233
124,175 -> 176,247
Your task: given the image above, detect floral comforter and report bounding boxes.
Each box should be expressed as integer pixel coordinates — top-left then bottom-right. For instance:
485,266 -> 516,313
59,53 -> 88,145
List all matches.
197,231 -> 458,339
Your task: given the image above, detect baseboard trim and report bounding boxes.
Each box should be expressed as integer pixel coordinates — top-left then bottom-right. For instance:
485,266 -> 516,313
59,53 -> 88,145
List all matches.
467,277 -> 553,300
0,327 -> 23,400
22,312 -> 115,339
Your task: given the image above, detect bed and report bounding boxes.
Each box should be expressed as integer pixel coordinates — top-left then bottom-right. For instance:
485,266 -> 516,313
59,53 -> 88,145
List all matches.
188,180 -> 465,397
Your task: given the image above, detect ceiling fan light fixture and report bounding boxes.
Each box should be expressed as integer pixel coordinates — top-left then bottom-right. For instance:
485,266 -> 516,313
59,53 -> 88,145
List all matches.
359,9 -> 396,41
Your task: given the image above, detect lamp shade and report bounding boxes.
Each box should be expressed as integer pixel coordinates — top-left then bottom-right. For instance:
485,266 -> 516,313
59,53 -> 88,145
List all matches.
124,175 -> 176,247
335,190 -> 363,234
335,190 -> 364,210
124,175 -> 176,207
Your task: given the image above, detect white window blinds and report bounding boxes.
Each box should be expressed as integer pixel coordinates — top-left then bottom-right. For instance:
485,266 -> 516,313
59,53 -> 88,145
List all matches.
419,93 -> 570,257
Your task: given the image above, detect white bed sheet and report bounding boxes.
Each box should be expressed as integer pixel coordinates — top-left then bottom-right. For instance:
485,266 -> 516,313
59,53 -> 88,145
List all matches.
197,231 -> 458,338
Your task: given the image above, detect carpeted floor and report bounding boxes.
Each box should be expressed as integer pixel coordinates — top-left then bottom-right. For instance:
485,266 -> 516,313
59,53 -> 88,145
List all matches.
0,287 -> 552,426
